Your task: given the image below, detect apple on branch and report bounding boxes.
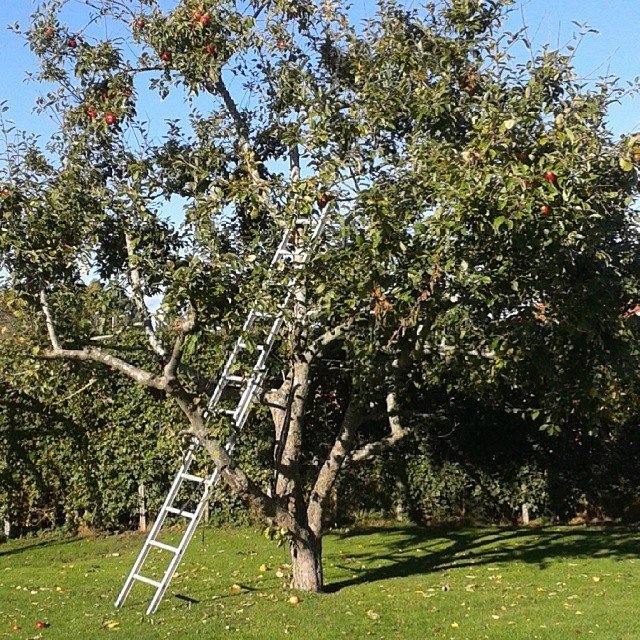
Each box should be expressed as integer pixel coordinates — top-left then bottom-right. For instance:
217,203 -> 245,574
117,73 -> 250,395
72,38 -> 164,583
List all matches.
317,193 -> 330,208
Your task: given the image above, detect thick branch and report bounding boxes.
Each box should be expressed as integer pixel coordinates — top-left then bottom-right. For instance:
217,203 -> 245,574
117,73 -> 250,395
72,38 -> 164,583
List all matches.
265,360 -> 309,523
350,391 -> 409,463
303,321 -> 353,363
39,290 -> 61,351
42,347 -> 165,389
163,313 -> 196,381
124,232 -> 167,359
307,396 -> 364,535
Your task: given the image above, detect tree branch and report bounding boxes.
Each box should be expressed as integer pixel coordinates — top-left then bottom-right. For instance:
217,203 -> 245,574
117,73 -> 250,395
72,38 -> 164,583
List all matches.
204,78 -> 273,209
307,396 -> 365,535
39,290 -> 61,351
50,378 -> 97,405
41,347 -> 165,389
124,232 -> 167,359
349,391 -> 409,463
211,79 -> 251,141
303,321 -> 353,363
163,312 -> 195,381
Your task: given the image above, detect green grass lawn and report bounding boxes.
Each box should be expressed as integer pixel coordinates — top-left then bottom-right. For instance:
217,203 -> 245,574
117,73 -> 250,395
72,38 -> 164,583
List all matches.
1,523 -> 639,639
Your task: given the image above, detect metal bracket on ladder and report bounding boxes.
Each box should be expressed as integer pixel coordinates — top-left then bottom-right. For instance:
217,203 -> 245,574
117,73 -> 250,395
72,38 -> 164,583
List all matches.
115,210 -> 329,615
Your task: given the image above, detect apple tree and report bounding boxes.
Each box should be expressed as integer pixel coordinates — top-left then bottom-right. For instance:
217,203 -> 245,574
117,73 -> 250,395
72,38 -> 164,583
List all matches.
1,0 -> 639,590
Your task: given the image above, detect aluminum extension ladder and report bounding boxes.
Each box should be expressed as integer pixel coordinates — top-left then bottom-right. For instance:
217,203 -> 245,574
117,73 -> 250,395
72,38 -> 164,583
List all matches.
115,209 -> 328,615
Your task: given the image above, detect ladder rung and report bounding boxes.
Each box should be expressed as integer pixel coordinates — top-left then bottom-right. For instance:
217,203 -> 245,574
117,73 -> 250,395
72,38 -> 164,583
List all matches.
148,540 -> 179,554
165,506 -> 197,519
224,375 -> 245,386
133,574 -> 162,589
180,473 -> 204,483
217,408 -> 236,417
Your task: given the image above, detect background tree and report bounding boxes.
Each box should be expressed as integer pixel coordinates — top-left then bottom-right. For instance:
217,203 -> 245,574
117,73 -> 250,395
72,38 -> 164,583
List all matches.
1,0 -> 639,590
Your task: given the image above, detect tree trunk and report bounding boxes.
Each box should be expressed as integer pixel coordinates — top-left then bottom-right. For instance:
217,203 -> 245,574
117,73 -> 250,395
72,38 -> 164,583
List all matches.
290,534 -> 323,591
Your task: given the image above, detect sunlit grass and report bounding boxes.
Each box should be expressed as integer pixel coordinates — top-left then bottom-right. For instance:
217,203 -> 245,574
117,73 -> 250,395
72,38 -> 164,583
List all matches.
1,523 -> 639,639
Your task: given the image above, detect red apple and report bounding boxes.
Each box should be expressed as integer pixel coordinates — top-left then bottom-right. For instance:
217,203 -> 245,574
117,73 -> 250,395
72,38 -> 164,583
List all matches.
199,12 -> 211,26
2,188 -> 11,197
87,107 -> 97,120
204,43 -> 216,55
317,193 -> 329,208
277,38 -> 286,51
67,38 -> 77,48
161,50 -> 172,63
134,18 -> 145,30
44,27 -> 55,38
35,621 -> 49,629
12,624 -> 20,632
543,170 -> 557,183
104,112 -> 117,126
540,204 -> 551,217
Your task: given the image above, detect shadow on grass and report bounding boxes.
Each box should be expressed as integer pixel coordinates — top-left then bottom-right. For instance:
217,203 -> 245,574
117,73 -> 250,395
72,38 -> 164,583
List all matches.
0,535 -> 80,558
324,524 -> 640,593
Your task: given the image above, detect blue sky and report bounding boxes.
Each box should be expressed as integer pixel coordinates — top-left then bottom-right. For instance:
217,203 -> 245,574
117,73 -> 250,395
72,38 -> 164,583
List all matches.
0,0 -> 638,140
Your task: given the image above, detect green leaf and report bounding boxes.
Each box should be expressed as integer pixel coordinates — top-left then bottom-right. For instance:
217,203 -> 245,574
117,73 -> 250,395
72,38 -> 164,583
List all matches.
619,157 -> 634,172
492,216 -> 506,232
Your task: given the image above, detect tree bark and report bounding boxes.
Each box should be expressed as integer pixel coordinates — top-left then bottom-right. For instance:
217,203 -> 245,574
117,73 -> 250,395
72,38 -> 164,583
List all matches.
290,533 -> 323,591
307,396 -> 362,536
